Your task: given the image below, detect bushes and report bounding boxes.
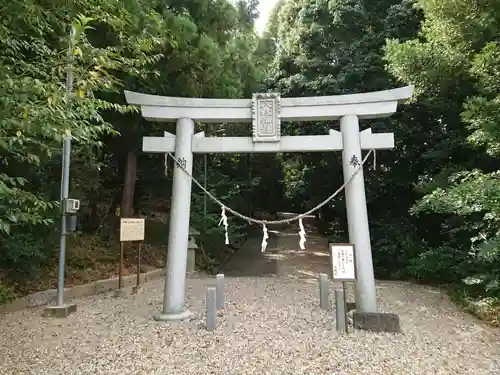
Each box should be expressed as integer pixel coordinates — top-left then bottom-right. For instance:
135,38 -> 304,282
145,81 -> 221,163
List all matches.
405,245 -> 472,284
0,229 -> 54,300
371,218 -> 424,280
0,283 -> 16,305
0,229 -> 53,278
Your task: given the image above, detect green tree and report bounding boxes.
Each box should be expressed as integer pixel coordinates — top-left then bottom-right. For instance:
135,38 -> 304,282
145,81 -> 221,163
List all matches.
264,0 -> 425,271
385,0 -> 500,301
0,0 -> 265,287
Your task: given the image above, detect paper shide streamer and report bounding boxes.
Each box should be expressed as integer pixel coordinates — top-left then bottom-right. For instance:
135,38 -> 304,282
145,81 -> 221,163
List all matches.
218,206 -> 229,245
261,224 -> 269,252
298,217 -> 306,250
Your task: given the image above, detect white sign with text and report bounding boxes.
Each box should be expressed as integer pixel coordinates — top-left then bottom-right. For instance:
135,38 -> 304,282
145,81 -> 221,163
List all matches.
120,218 -> 145,242
330,243 -> 356,281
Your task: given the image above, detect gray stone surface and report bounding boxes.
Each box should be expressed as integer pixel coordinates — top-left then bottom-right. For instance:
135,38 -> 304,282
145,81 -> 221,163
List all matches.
216,274 -> 224,310
353,311 -> 401,333
319,273 -> 329,310
335,289 -> 347,332
206,286 -> 217,331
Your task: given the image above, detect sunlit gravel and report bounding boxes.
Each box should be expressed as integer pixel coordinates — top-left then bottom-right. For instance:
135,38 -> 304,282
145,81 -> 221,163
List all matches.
1,277 -> 499,375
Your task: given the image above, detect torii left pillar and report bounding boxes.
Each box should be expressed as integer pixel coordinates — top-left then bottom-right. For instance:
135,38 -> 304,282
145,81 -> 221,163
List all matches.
153,118 -> 194,321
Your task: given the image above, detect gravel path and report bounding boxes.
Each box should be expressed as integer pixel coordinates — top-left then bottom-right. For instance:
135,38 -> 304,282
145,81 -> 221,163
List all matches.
1,276 -> 499,375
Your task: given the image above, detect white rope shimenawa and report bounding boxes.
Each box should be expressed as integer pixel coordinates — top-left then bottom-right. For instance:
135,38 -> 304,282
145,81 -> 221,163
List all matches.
166,149 -> 376,252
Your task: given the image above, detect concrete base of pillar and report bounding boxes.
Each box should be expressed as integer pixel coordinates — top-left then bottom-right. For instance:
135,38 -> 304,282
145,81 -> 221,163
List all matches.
153,310 -> 192,322
43,303 -> 77,318
353,311 -> 401,333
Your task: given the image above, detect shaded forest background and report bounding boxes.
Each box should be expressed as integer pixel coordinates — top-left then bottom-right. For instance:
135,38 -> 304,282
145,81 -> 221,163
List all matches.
1,0 -> 500,325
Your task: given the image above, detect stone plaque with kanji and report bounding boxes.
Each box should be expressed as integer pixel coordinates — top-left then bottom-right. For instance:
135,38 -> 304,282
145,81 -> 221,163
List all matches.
252,92 -> 281,142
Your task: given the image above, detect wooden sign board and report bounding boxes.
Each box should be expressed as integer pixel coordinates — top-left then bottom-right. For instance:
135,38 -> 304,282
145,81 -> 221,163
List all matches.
329,243 -> 356,281
120,218 -> 145,242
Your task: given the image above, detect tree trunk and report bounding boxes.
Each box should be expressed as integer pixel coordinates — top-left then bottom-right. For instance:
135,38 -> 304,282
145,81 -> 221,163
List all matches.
120,151 -> 137,218
87,199 -> 100,231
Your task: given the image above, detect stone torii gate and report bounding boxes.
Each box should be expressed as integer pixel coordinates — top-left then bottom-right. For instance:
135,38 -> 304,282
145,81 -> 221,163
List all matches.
125,86 -> 413,321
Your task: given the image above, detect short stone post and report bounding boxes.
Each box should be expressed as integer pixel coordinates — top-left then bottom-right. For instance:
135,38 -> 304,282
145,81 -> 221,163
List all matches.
206,286 -> 217,331
319,273 -> 329,310
335,288 -> 347,333
187,227 -> 200,273
216,273 -> 224,310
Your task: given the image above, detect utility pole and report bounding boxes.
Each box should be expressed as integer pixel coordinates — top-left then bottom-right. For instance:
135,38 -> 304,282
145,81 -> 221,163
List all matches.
203,154 -> 207,215
203,124 -> 208,216
44,25 -> 78,318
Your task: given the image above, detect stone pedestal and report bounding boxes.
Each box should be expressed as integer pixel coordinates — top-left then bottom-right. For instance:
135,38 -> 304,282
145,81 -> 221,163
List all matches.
353,311 -> 401,333
43,304 -> 77,318
187,248 -> 196,272
187,227 -> 200,272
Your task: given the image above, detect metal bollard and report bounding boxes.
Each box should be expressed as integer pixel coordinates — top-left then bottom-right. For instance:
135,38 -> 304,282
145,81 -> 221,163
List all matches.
319,273 -> 329,310
216,273 -> 224,310
206,286 -> 217,331
335,288 -> 347,333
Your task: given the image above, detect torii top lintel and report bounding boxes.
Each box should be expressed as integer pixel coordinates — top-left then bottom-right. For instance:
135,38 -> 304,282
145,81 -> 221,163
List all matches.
124,85 -> 413,123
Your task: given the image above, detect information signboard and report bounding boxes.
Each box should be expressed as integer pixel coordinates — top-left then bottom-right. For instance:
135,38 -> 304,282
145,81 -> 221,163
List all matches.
120,218 -> 145,242
330,243 -> 356,281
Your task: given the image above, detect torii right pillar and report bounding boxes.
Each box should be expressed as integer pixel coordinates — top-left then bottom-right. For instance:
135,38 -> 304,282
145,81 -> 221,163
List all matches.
341,114 -> 377,313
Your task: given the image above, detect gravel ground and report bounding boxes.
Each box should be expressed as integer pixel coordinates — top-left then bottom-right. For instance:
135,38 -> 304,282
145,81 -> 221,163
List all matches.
0,276 -> 499,375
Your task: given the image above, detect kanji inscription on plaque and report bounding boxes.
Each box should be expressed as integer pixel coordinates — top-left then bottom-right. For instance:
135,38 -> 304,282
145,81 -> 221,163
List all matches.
252,92 -> 281,142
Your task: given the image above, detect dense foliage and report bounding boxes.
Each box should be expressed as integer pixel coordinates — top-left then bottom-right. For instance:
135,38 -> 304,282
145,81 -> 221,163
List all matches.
0,0 -> 499,323
385,0 -> 500,319
0,0 -> 266,298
